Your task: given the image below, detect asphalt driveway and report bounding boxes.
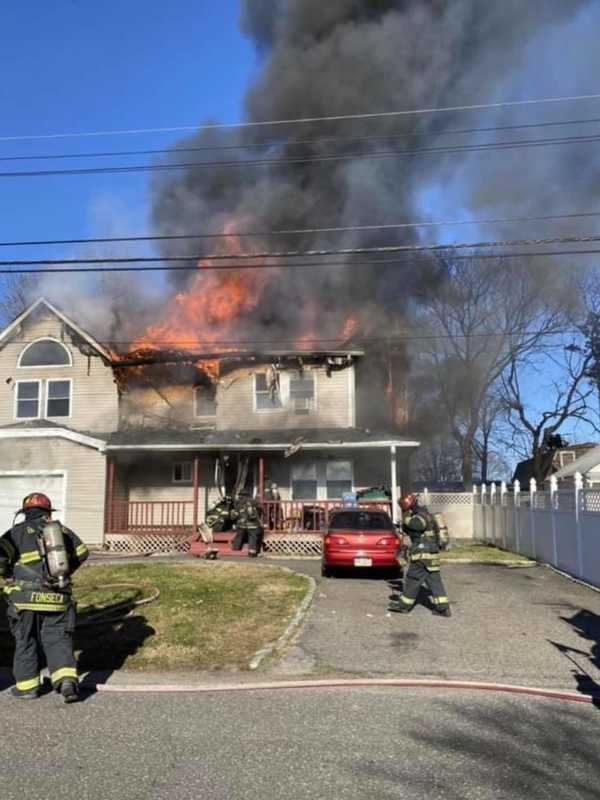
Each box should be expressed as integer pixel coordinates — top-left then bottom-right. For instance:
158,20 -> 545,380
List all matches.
274,561 -> 600,693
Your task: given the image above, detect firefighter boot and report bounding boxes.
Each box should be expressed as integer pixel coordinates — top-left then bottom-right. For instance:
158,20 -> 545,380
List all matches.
60,679 -> 80,704
388,599 -> 411,614
10,686 -> 38,700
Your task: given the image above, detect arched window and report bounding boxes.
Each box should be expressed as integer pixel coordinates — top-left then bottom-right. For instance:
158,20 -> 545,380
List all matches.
18,339 -> 72,368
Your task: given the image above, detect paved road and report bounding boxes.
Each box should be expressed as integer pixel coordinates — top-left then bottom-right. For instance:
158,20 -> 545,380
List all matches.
273,562 -> 600,692
1,687 -> 597,800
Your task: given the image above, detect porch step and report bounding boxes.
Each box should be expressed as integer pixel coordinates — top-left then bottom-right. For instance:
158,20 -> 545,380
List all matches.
188,539 -> 249,559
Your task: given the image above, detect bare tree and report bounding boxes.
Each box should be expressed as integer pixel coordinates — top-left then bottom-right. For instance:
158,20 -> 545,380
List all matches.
501,342 -> 595,483
413,254 -> 574,488
0,274 -> 36,326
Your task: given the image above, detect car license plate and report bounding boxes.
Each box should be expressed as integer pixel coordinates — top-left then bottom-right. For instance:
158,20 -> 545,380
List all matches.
354,557 -> 372,567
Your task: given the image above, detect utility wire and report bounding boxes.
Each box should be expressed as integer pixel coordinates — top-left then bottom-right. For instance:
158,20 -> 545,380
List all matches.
3,131 -> 600,178
3,115 -> 600,163
2,329 -> 583,346
3,91 -> 600,142
2,233 -> 600,265
0,248 -> 598,275
3,210 -> 600,249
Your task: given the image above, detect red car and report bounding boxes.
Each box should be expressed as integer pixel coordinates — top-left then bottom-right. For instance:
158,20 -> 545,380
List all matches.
321,509 -> 402,576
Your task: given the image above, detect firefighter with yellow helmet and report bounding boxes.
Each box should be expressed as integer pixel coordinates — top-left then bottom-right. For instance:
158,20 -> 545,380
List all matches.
389,493 -> 451,617
0,492 -> 89,702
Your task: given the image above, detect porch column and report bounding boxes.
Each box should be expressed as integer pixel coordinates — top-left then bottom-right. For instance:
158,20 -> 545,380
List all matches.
106,458 -> 115,534
192,456 -> 199,534
390,445 -> 398,524
258,457 -> 265,500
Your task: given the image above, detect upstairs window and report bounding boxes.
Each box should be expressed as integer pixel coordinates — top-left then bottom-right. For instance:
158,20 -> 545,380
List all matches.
16,381 -> 40,419
289,371 -> 315,414
194,385 -> 217,417
255,372 -> 283,411
18,339 -> 72,368
46,380 -> 71,418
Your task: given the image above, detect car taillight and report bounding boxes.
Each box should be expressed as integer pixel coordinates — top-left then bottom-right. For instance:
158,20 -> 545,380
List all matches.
376,537 -> 394,547
327,536 -> 349,546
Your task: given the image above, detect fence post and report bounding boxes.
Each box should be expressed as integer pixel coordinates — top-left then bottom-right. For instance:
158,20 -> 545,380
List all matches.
490,483 -> 496,544
514,479 -> 521,553
549,475 -> 558,566
481,483 -> 487,541
574,471 -> 584,578
500,481 -> 508,550
530,478 -> 537,559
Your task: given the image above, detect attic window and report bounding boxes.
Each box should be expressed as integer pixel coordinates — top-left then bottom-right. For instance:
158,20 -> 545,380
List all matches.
18,339 -> 72,368
194,385 -> 217,417
289,371 -> 315,414
255,372 -> 283,411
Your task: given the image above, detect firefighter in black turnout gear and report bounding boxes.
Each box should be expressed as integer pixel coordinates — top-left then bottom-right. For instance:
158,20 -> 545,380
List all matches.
389,494 -> 451,617
0,493 -> 89,701
231,494 -> 264,557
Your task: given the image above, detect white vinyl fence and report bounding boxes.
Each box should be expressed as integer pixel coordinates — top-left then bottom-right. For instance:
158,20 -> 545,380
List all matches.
421,489 -> 474,540
474,474 -> 600,589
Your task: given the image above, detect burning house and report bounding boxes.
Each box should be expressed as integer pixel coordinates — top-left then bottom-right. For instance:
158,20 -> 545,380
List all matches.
0,298 -> 418,552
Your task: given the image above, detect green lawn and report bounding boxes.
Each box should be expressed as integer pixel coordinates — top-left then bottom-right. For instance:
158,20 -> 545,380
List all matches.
442,543 -> 533,563
0,562 -> 310,672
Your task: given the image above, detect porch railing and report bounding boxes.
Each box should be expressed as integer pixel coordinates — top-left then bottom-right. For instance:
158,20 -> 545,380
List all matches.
107,498 -> 392,536
108,500 -> 195,534
261,499 -> 392,533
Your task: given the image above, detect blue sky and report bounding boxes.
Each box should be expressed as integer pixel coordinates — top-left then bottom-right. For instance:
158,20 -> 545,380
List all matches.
0,1 -> 255,247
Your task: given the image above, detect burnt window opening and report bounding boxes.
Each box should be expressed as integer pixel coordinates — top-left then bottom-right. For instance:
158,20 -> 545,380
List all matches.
255,372 -> 282,411
194,384 -> 217,417
19,339 -> 72,368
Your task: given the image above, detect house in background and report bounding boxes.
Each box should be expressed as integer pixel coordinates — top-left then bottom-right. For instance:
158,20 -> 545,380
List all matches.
0,299 -> 419,550
552,443 -> 600,486
512,442 -> 597,487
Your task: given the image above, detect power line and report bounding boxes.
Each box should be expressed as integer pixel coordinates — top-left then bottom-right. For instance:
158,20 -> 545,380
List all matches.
3,210 -> 600,249
2,233 -> 600,265
3,115 -> 600,163
0,248 -> 598,275
3,131 -> 600,179
3,92 -> 600,142
1,329 -> 582,347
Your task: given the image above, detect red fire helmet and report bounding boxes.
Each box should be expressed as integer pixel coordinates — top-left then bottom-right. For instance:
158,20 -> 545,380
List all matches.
21,493 -> 54,512
399,493 -> 418,513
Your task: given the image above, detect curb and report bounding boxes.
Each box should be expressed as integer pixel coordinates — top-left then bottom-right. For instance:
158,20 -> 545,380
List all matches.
441,559 -> 535,566
74,677 -> 600,705
248,569 -> 317,670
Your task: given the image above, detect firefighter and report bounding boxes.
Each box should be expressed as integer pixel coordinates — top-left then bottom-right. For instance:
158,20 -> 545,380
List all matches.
0,493 -> 89,702
264,481 -> 282,531
206,496 -> 235,532
231,493 -> 264,557
388,493 -> 451,617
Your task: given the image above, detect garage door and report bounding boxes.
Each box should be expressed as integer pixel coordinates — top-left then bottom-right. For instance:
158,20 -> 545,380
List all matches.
0,473 -> 65,534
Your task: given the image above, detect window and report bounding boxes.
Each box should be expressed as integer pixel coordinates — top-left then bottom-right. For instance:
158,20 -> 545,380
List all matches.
19,339 -> 71,368
173,462 -> 193,484
559,451 -> 576,467
289,371 -> 315,414
291,462 -> 318,499
16,381 -> 40,419
255,372 -> 282,411
326,460 -> 353,499
194,385 -> 217,417
46,380 -> 71,417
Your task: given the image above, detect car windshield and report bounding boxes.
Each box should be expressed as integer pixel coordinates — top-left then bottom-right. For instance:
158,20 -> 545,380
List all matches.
329,511 -> 394,531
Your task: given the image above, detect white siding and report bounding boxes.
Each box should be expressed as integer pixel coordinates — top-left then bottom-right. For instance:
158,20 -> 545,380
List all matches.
0,437 -> 106,545
0,312 -> 118,433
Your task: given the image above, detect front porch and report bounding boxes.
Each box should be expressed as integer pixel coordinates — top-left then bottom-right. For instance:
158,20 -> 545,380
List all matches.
103,432 -> 417,554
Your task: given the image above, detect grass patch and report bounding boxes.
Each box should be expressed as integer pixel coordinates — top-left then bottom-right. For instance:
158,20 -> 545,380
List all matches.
0,562 -> 309,673
442,543 -> 533,562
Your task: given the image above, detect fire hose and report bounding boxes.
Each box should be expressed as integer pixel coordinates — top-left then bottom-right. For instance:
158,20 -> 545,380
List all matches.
0,581 -> 160,632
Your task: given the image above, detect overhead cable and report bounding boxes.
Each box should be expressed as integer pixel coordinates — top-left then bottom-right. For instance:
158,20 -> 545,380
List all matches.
2,91 -> 600,142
